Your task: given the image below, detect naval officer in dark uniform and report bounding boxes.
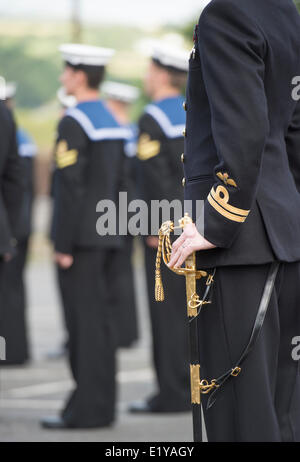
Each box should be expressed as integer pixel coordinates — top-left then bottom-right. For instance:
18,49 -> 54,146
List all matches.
42,44 -> 131,429
169,0 -> 300,442
0,82 -> 36,365
129,43 -> 192,413
45,87 -> 77,361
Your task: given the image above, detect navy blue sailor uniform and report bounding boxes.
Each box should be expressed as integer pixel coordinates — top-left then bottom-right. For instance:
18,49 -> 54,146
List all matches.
52,99 -> 130,427
137,96 -> 191,412
0,103 -> 22,260
183,0 -> 300,442
0,128 -> 36,365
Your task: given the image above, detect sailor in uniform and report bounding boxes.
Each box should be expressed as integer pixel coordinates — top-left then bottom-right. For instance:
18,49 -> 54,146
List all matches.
102,80 -> 140,348
129,43 -> 192,413
42,44 -> 131,429
169,0 -> 300,442
0,99 -> 23,356
0,82 -> 36,365
46,87 -> 77,361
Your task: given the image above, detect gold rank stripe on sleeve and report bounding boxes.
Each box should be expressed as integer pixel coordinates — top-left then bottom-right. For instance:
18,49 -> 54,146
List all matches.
57,150 -> 78,169
56,140 -> 78,169
137,134 -> 161,161
207,185 -> 250,223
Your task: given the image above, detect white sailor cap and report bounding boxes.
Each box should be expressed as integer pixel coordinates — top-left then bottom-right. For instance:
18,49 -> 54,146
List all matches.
4,82 -> 17,99
151,42 -> 189,73
101,81 -> 140,104
59,43 -> 115,67
57,87 -> 77,108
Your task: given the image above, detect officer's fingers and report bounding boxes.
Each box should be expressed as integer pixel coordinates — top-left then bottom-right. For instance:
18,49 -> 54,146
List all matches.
169,243 -> 192,268
171,232 -> 186,252
168,247 -> 182,268
174,247 -> 193,268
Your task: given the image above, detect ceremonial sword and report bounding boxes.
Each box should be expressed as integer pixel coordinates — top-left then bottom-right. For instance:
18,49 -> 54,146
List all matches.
155,213 -> 216,442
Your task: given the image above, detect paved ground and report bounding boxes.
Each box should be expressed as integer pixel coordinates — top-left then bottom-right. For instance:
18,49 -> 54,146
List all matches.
0,202 -> 195,442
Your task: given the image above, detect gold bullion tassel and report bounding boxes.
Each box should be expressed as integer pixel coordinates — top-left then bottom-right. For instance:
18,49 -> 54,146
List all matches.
155,231 -> 165,302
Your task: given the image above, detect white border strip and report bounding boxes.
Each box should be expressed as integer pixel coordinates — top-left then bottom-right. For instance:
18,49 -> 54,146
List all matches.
145,104 -> 185,139
18,143 -> 37,158
66,107 -> 132,141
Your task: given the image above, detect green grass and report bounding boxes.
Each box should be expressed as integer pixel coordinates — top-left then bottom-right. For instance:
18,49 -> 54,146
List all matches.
15,105 -> 58,153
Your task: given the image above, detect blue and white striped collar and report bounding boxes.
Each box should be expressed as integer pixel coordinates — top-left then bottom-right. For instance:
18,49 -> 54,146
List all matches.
66,100 -> 132,141
145,96 -> 185,139
17,128 -> 37,158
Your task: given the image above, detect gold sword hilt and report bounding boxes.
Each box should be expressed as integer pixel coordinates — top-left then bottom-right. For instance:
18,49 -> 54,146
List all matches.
155,213 -> 207,317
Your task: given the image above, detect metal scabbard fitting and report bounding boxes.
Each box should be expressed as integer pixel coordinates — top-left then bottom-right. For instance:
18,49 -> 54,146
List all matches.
190,365 -> 220,404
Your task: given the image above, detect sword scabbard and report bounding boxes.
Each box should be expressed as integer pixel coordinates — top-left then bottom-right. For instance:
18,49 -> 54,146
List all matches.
155,214 -> 208,442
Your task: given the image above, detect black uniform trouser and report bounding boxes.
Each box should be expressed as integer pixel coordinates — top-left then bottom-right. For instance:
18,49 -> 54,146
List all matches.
0,240 -> 29,365
111,236 -> 138,348
57,238 -> 138,351
197,261 -> 300,442
57,248 -> 118,427
144,244 -> 190,411
0,259 -> 3,306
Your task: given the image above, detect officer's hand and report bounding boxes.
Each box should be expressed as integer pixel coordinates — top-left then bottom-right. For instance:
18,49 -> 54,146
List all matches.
168,223 -> 216,268
54,252 -> 74,269
3,253 -> 12,262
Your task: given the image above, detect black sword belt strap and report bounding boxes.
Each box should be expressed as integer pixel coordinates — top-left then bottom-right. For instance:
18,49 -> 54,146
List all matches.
206,262 -> 280,410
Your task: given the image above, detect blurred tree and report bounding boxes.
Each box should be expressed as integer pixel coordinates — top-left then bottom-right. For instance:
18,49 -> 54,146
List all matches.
0,41 -> 60,108
181,21 -> 195,45
0,22 -> 143,108
71,0 -> 82,43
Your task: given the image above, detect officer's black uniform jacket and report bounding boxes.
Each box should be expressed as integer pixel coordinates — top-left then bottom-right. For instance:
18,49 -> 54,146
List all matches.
52,100 -> 130,254
184,0 -> 300,267
0,102 -> 22,256
137,96 -> 185,229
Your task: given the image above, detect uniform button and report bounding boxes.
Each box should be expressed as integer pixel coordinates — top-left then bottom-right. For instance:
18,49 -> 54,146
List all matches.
183,128 -> 187,137
183,101 -> 187,111
181,153 -> 185,163
182,177 -> 186,187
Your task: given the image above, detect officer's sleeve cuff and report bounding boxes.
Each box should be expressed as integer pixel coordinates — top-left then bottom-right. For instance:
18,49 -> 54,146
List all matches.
202,186 -> 251,249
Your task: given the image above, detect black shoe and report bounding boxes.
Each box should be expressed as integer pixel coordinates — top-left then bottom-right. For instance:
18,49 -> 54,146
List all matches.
41,415 -> 114,430
128,400 -> 191,414
40,416 -> 71,429
128,400 -> 153,414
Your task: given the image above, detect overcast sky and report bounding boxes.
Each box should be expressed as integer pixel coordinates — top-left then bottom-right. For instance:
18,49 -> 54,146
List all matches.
0,0 -> 211,26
